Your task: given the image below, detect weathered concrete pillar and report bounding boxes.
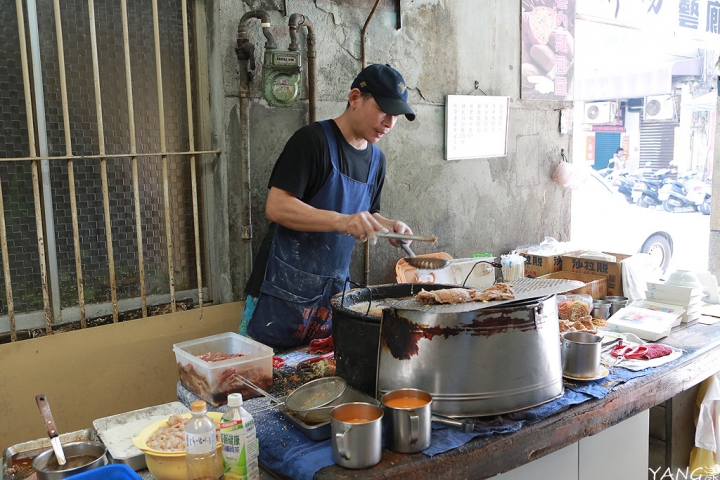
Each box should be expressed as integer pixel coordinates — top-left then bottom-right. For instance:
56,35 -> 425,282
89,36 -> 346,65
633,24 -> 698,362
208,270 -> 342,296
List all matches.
710,99 -> 720,277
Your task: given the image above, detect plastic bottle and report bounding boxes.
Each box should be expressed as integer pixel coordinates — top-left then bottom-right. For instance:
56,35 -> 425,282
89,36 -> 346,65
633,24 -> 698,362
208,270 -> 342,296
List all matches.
185,400 -> 222,480
220,393 -> 259,480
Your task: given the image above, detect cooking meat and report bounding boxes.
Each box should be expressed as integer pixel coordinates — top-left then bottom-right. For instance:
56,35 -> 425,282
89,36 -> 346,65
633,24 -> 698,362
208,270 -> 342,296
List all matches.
416,288 -> 474,305
415,283 -> 515,305
471,282 -> 515,301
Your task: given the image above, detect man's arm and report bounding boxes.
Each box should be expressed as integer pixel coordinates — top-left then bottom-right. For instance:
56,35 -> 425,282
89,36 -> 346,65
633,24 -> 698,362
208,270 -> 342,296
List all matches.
266,187 -> 388,240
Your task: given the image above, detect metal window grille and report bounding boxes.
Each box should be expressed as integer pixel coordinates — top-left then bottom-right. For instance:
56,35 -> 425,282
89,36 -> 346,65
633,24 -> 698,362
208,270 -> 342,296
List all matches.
0,0 -> 217,341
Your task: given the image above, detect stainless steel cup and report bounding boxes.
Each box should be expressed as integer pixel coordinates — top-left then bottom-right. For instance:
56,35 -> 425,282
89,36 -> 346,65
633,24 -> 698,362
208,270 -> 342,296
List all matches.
603,296 -> 629,316
591,300 -> 612,320
561,331 -> 602,378
381,388 -> 432,453
331,402 -> 383,469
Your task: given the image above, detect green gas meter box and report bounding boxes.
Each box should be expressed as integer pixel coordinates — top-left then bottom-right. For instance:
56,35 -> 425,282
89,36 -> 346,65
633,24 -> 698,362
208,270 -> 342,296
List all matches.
263,50 -> 302,107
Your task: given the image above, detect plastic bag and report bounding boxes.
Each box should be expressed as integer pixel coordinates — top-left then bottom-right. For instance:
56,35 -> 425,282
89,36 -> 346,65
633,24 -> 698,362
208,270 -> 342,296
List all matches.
552,151 -> 585,190
557,294 -> 593,320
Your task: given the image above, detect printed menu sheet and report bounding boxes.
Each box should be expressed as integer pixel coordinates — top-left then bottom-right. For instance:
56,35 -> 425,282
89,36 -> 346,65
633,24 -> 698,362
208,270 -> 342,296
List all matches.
445,95 -> 509,160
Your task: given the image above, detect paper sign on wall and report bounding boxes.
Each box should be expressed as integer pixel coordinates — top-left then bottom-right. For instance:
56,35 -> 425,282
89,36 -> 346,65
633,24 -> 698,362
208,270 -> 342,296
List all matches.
444,95 -> 509,160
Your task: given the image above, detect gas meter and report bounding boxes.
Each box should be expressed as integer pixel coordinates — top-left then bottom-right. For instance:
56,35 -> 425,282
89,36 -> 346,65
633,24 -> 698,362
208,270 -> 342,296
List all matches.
262,50 -> 302,107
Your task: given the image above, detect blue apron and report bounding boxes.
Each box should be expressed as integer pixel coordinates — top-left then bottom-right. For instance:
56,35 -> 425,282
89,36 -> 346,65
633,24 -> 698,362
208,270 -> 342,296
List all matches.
247,120 -> 381,348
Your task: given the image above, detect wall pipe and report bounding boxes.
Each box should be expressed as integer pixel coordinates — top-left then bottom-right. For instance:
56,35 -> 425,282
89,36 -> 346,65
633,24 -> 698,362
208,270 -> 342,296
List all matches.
361,0 -> 381,69
361,0 -> 381,284
288,14 -> 316,124
236,11 -> 275,287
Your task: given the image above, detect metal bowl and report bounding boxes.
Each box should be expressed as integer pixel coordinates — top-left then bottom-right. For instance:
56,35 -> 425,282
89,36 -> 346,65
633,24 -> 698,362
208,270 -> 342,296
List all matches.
285,376 -> 347,423
32,441 -> 107,480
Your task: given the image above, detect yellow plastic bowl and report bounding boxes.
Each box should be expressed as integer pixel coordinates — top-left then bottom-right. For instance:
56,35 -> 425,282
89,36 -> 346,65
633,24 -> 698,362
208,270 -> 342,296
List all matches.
132,412 -> 223,480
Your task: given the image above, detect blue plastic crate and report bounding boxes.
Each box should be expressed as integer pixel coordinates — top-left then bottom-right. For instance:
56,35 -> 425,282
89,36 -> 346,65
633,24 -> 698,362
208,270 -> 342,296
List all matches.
69,464 -> 141,479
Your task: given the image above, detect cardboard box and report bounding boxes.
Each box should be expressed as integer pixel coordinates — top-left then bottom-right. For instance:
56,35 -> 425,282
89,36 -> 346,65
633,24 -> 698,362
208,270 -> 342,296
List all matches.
645,282 -> 703,298
562,251 -> 630,297
606,306 -> 675,341
519,251 -> 563,278
537,271 -> 608,299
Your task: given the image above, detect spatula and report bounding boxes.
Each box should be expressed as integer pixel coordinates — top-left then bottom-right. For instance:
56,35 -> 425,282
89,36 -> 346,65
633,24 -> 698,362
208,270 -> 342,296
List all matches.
399,242 -> 451,270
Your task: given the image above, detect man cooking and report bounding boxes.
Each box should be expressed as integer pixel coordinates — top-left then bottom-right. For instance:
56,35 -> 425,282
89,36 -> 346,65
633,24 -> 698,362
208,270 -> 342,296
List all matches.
242,64 -> 416,349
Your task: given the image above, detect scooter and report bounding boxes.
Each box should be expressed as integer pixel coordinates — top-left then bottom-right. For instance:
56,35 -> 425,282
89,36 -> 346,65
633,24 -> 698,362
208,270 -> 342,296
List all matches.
634,168 -> 675,208
658,171 -> 711,214
614,172 -> 636,204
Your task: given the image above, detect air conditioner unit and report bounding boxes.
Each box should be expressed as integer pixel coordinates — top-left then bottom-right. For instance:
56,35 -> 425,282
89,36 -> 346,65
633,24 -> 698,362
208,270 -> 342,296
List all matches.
583,101 -> 617,124
644,95 -> 675,121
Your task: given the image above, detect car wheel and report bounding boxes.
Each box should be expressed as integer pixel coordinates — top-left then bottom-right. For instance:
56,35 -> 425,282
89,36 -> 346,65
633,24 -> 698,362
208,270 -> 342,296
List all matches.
641,233 -> 673,273
700,196 -> 711,215
662,200 -> 674,213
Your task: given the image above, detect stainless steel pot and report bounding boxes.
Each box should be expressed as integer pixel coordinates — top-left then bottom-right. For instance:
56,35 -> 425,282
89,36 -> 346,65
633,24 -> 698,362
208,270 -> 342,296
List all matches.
561,331 -> 602,378
32,441 -> 107,480
377,295 -> 563,416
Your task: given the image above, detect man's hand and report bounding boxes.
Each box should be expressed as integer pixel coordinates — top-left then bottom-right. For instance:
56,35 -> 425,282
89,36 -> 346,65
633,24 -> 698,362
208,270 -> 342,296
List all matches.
339,211 -> 388,243
371,214 -> 413,247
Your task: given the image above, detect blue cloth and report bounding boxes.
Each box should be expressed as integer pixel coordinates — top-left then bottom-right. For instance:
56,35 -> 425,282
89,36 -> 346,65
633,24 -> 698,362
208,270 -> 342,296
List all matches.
249,368 -> 658,475
178,365 -> 655,478
248,120 -> 381,348
563,366 -> 655,399
238,294 -> 258,337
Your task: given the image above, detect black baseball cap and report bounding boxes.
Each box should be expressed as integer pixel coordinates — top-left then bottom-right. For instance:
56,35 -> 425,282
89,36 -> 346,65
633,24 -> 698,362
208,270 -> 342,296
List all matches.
351,64 -> 415,121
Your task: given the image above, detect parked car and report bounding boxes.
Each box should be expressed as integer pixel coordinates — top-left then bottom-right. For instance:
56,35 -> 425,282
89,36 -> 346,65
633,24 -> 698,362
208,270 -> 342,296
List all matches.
572,169 -> 674,272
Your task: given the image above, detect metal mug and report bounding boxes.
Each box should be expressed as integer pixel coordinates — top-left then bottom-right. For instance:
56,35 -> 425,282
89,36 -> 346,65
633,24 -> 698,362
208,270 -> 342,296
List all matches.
331,402 -> 383,469
591,300 -> 612,320
381,388 -> 432,453
561,331 -> 602,378
603,296 -> 629,316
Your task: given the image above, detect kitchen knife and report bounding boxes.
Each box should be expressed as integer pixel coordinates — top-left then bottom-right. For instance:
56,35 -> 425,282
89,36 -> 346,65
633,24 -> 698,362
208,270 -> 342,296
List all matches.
36,394 -> 67,466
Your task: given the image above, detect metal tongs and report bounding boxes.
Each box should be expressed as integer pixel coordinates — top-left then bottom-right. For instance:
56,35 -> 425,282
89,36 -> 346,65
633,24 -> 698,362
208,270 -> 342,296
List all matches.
36,394 -> 66,466
382,232 -> 451,270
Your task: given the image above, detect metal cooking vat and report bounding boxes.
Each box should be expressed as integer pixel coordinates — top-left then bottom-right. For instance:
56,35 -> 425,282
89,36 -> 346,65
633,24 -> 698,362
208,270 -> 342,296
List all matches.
377,295 -> 563,417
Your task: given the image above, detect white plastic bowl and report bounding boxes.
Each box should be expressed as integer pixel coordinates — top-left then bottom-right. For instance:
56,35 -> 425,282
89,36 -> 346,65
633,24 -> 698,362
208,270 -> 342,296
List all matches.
665,270 -> 703,288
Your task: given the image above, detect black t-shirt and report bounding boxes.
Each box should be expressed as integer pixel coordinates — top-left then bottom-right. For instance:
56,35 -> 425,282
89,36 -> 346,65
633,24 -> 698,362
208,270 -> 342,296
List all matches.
245,120 -> 387,297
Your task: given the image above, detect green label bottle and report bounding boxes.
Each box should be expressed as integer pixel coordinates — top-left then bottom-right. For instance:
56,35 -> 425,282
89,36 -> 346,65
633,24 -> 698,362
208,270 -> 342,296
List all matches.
220,393 -> 259,480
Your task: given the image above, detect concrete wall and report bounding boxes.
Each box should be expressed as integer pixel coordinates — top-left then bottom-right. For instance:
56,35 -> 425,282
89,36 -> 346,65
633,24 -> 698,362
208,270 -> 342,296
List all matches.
0,303 -> 241,451
208,0 -> 572,300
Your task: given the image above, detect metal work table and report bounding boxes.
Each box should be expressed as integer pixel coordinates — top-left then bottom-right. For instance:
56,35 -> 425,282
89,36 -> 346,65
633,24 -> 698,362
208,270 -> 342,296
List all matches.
306,320 -> 720,480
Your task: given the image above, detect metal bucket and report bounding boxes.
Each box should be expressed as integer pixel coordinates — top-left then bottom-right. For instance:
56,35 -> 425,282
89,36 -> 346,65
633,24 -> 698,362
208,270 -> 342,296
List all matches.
376,295 -> 564,416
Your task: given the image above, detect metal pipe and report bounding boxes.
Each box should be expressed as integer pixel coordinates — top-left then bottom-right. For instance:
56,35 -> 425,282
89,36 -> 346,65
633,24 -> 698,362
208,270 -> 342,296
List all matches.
288,14 -> 316,123
238,10 -> 277,50
121,0 -> 147,316
53,0 -> 87,328
181,0 -> 204,309
361,0 -> 381,69
27,0 -> 58,331
88,0 -> 118,323
152,0 -> 176,312
235,9 -> 274,291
